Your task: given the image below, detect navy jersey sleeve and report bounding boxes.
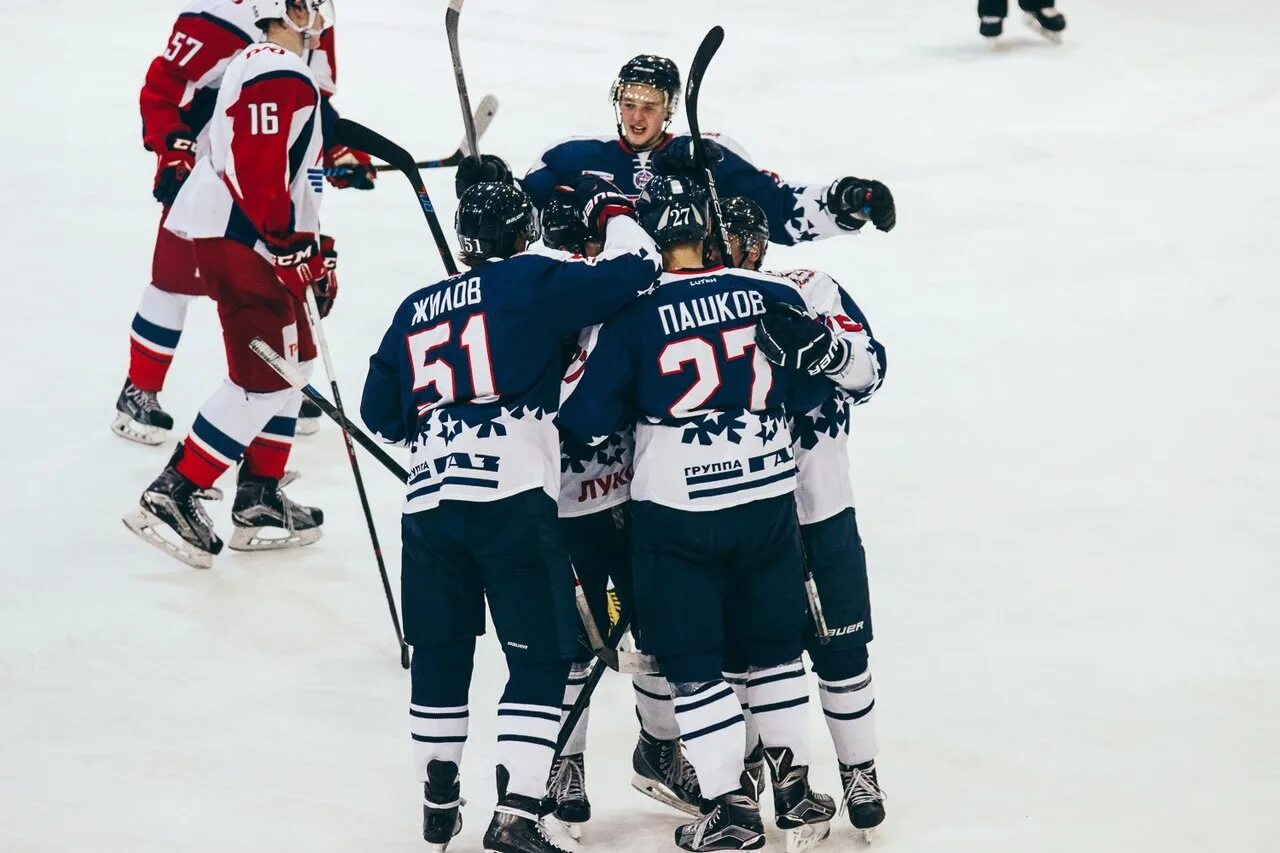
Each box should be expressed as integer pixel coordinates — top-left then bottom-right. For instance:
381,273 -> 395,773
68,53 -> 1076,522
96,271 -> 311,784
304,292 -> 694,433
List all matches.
360,305 -> 412,445
523,138 -> 580,209
531,217 -> 661,336
319,95 -> 339,147
558,315 -> 639,446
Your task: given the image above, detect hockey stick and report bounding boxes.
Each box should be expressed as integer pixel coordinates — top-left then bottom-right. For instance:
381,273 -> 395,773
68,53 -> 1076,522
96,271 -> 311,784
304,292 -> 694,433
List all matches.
686,26 -> 734,267
299,293 -> 410,669
571,567 -> 658,674
324,94 -> 499,178
331,118 -> 460,277
555,603 -> 637,757
250,339 -> 411,482
444,0 -> 481,166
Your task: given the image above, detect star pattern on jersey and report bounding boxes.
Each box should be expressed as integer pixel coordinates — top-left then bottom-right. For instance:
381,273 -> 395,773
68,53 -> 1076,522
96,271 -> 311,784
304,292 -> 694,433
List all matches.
755,413 -> 785,444
681,410 -> 747,446
791,396 -> 852,451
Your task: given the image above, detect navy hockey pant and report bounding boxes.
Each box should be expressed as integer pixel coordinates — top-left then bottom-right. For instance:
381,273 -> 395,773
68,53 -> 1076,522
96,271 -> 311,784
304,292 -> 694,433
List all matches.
559,504 -> 632,665
801,508 -> 874,682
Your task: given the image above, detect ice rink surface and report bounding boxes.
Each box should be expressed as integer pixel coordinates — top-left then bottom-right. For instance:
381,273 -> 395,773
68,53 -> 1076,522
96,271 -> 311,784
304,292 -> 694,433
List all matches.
1,0 -> 1278,850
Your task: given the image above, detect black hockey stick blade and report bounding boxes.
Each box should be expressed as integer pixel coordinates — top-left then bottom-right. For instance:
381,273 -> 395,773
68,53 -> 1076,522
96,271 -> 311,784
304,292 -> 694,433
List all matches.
685,26 -> 733,266
445,0 -> 480,164
331,118 -> 460,276
249,338 -> 411,483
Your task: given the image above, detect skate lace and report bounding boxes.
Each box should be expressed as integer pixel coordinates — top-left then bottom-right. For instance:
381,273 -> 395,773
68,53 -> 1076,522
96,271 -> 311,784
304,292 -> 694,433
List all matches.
126,383 -> 162,413
670,743 -> 699,794
550,756 -> 586,803
186,486 -> 222,530
837,766 -> 885,817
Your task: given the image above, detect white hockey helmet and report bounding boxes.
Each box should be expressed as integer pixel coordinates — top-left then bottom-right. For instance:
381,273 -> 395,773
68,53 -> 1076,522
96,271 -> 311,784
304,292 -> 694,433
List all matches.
251,0 -> 335,34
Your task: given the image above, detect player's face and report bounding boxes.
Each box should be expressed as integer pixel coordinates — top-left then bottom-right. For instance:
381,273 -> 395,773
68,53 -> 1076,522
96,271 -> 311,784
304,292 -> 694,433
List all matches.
583,240 -> 603,259
618,88 -> 667,149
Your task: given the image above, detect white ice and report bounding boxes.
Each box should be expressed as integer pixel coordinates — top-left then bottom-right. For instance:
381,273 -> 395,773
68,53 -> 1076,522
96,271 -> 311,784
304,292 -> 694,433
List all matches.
1,0 -> 1278,850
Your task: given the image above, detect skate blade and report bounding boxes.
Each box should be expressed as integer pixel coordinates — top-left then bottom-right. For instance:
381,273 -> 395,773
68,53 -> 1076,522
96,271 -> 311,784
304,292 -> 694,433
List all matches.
555,817 -> 584,841
784,820 -> 831,853
630,774 -> 702,816
123,508 -> 214,569
1022,12 -> 1063,42
228,525 -> 322,552
295,417 -> 320,437
858,827 -> 877,844
112,413 -> 167,446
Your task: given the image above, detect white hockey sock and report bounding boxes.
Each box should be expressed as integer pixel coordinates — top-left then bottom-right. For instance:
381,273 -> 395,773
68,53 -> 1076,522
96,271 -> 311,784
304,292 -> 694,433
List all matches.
632,672 -> 681,740
496,701 -> 562,799
818,669 -> 877,766
671,680 -> 747,799
135,283 -> 196,337
723,671 -> 760,758
411,703 -> 469,781
746,659 -> 811,766
560,662 -> 592,756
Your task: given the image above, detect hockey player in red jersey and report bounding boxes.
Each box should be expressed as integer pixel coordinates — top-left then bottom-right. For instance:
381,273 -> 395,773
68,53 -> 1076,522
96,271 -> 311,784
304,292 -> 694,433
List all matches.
123,0 -> 340,568
114,0 -> 372,445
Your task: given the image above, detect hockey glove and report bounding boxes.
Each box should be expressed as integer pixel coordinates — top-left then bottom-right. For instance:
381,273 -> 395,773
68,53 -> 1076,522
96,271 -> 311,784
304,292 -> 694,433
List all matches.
573,176 -> 636,238
153,130 -> 197,206
314,235 -> 339,317
827,177 -> 896,233
455,154 -> 513,198
268,237 -> 329,301
324,145 -> 377,190
756,302 -> 850,376
652,137 -> 724,176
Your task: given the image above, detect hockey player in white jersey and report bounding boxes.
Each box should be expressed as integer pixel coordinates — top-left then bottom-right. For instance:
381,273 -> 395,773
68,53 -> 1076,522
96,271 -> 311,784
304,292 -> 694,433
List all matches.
717,196 -> 890,839
560,175 -> 838,852
123,0 -> 338,568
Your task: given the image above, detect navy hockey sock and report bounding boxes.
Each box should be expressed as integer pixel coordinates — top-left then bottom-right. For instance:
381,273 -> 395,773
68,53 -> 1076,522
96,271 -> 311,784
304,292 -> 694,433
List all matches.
410,639 -> 477,780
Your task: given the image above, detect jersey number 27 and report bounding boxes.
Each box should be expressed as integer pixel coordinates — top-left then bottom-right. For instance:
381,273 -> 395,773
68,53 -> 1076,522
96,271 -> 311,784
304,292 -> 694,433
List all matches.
659,325 -> 773,417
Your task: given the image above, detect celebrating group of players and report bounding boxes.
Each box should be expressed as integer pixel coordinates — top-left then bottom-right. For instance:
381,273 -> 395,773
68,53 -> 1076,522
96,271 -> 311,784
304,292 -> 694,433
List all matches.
115,3 -> 898,851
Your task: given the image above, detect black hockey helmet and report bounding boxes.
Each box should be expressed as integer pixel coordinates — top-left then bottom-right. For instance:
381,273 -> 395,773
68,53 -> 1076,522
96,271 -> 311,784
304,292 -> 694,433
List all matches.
455,181 -> 539,261
541,192 -> 591,255
610,55 -> 681,127
720,196 -> 770,268
637,174 -> 710,250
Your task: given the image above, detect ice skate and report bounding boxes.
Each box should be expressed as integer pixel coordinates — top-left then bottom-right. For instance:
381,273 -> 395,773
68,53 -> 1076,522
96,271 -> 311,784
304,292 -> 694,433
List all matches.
296,397 -> 322,436
1023,6 -> 1066,42
765,747 -> 835,853
547,753 -> 590,840
482,792 -> 572,853
631,730 -> 702,816
112,379 -> 174,446
742,739 -> 765,807
123,444 -> 223,568
423,760 -> 464,852
979,15 -> 1004,38
228,461 -> 324,551
674,787 -> 765,852
838,760 -> 886,842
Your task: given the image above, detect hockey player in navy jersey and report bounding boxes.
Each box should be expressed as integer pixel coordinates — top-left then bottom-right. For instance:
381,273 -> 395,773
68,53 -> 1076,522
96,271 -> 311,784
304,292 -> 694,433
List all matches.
715,196 -> 889,839
456,54 -> 896,247
359,179 -> 660,853
560,175 -> 841,852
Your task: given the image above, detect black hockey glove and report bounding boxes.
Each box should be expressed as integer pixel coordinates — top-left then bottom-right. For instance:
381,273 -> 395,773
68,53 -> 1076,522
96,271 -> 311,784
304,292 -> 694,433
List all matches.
454,153 -> 513,198
314,235 -> 339,318
573,176 -> 636,238
652,137 -> 724,177
827,177 -> 896,233
756,302 -> 849,376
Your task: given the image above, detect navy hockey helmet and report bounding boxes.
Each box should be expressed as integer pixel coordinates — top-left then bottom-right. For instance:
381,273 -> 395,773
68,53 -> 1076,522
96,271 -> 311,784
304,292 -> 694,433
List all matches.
720,196 -> 770,268
610,55 -> 681,129
541,192 -> 591,255
455,181 -> 539,261
637,174 -> 710,250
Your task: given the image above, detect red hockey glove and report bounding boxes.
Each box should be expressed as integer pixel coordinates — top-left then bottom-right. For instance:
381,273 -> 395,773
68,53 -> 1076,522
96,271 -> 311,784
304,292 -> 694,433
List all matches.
153,130 -> 197,206
573,176 -> 636,238
268,237 -> 329,301
314,235 -> 339,317
324,145 -> 376,190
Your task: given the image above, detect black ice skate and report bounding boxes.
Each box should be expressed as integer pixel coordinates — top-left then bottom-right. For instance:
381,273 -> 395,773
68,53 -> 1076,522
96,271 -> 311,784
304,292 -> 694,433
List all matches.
547,752 -> 590,839
765,747 -> 836,853
123,443 -> 223,568
674,787 -> 765,852
112,379 -> 174,446
482,792 -> 571,853
423,759 -> 464,852
742,739 -> 765,807
229,461 -> 324,552
838,760 -> 886,842
1022,4 -> 1066,42
632,730 -> 702,816
296,398 -> 322,436
979,15 -> 1004,38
